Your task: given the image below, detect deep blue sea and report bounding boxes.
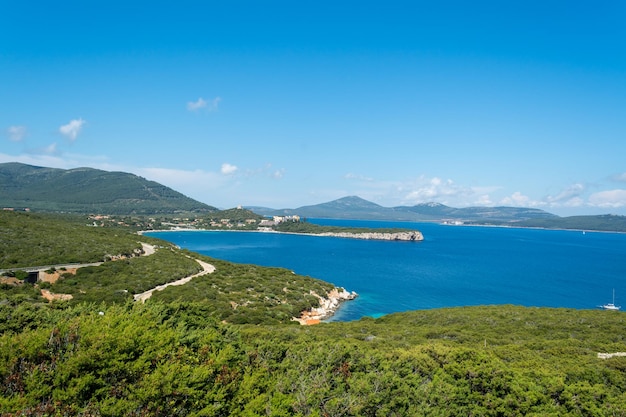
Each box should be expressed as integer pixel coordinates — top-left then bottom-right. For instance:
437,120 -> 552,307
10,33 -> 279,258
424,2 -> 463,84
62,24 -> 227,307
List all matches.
145,219 -> 626,322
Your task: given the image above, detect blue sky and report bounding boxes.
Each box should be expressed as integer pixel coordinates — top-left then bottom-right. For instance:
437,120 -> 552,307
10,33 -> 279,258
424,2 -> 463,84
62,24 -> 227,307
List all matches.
2,1 -> 625,215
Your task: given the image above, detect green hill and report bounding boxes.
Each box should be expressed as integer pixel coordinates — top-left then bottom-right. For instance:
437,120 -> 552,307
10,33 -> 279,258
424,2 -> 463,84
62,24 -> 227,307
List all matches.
3,212 -> 626,415
249,195 -> 558,222
0,211 -> 336,324
516,214 -> 626,233
0,162 -> 216,214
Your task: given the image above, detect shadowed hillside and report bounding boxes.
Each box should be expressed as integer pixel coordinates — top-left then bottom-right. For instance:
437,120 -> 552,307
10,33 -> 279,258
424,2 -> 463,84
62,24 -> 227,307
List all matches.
0,162 -> 216,214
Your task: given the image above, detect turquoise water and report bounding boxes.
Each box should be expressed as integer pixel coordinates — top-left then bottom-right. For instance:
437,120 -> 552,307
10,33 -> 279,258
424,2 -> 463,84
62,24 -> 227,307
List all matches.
145,219 -> 626,321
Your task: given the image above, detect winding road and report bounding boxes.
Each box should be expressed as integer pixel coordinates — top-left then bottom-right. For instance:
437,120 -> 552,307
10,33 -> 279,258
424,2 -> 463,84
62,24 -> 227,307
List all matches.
2,242 -> 216,303
133,257 -> 215,303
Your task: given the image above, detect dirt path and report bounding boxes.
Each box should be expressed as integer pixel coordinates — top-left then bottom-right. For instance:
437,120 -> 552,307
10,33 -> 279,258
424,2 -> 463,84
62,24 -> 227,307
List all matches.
1,242 -> 214,303
133,258 -> 215,303
140,242 -> 156,256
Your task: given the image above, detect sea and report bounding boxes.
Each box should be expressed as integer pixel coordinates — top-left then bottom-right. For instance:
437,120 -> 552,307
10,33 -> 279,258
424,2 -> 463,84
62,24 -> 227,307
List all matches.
145,219 -> 626,322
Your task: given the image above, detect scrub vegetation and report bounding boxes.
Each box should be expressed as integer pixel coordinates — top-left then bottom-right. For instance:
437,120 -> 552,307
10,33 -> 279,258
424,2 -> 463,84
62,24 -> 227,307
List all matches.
2,211 -> 626,415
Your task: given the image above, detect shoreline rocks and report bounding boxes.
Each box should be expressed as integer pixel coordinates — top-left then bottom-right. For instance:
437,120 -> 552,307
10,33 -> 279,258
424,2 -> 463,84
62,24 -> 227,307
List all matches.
315,231 -> 423,241
293,287 -> 358,325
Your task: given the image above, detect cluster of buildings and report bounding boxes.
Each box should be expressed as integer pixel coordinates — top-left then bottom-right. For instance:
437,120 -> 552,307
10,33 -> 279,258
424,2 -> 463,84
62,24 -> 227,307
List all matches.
258,215 -> 301,228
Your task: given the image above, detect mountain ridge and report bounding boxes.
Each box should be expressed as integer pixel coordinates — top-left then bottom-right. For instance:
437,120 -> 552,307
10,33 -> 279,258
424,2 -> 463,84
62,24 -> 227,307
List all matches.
0,162 -> 216,214
247,195 -> 558,222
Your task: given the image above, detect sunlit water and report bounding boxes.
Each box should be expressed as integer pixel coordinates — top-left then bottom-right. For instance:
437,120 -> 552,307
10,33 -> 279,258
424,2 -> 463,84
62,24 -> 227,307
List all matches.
145,219 -> 626,321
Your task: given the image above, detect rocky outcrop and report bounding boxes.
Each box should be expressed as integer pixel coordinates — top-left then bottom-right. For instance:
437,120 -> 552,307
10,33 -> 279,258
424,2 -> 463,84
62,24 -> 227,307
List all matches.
293,287 -> 358,325
40,289 -> 73,302
315,231 -> 423,241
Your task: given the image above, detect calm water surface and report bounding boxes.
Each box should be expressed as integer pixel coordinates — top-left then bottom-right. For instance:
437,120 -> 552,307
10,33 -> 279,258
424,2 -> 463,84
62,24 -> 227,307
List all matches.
146,219 -> 626,321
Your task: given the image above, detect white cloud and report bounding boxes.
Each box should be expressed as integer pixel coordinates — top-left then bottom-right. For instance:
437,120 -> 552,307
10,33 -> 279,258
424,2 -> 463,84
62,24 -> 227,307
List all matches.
499,191 -> 535,207
272,168 -> 285,179
187,97 -> 207,111
7,125 -> 26,141
187,96 -> 221,112
588,189 -> 626,208
59,118 -> 86,141
401,176 -> 471,205
473,194 -> 493,206
221,163 -> 238,175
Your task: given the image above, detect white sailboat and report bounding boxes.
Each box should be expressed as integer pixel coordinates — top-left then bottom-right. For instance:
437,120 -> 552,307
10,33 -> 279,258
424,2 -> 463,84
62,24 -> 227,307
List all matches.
601,289 -> 621,311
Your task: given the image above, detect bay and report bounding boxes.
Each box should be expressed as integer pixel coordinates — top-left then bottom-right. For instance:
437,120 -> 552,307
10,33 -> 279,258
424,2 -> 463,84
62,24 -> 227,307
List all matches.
145,219 -> 626,322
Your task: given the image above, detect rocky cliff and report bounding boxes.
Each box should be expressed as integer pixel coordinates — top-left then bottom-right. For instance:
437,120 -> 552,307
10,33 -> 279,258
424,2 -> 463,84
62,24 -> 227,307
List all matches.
293,288 -> 358,325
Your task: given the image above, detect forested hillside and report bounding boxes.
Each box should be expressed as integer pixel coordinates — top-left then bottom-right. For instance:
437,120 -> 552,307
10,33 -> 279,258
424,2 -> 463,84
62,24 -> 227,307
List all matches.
0,162 -> 215,214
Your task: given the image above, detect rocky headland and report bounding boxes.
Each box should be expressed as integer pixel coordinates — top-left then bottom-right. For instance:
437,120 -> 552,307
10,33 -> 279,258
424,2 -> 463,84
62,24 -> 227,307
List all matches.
293,287 -> 358,325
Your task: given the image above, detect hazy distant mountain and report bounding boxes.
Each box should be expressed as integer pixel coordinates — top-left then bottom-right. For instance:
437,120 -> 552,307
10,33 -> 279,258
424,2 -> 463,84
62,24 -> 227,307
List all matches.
0,162 -> 216,214
247,196 -> 558,222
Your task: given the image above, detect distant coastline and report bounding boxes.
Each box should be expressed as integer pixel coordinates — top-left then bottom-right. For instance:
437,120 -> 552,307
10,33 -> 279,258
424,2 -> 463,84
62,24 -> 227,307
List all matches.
140,227 -> 424,241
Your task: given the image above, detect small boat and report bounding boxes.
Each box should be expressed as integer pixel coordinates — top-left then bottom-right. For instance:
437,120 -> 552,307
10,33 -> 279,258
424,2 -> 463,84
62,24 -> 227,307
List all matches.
601,289 -> 621,311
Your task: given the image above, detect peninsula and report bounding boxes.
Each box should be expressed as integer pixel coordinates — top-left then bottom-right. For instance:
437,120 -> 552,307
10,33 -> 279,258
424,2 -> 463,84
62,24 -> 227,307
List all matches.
268,215 -> 424,241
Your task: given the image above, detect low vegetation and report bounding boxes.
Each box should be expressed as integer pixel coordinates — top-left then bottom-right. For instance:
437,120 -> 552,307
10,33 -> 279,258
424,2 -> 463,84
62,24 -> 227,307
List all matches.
2,303 -> 626,415
0,212 -> 339,326
3,210 -> 626,415
273,220 -> 416,235
0,211 -> 145,268
516,214 -> 626,233
151,255 -> 334,325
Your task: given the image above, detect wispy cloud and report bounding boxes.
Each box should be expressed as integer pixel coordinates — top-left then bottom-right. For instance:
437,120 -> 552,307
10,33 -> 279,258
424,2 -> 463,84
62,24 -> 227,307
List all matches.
24,143 -> 59,156
59,118 -> 86,141
241,163 -> 286,180
7,125 -> 27,141
612,172 -> 626,183
344,173 -> 374,182
187,96 -> 221,112
221,163 -> 238,175
139,167 -> 224,188
0,151 -> 111,170
272,168 -> 285,179
544,183 -> 586,207
588,189 -> 626,208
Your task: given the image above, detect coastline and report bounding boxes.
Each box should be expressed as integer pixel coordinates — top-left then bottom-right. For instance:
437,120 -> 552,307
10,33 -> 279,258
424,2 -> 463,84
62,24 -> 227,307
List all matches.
292,287 -> 358,325
140,228 -> 424,241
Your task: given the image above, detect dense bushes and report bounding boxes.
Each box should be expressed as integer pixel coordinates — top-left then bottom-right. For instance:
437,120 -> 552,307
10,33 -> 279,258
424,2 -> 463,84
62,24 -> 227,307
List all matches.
4,211 -> 626,414
50,249 -> 202,304
151,254 -> 335,324
0,303 -> 246,416
3,304 -> 626,415
274,220 -> 413,235
0,211 -> 145,268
